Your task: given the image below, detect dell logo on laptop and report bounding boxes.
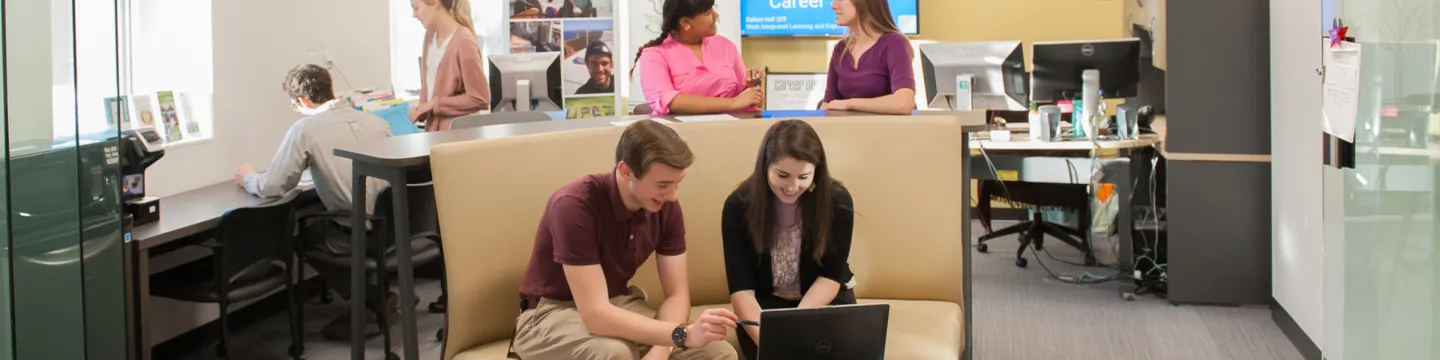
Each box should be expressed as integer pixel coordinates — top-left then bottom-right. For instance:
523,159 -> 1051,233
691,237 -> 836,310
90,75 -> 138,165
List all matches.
1081,44 -> 1095,57
815,340 -> 833,354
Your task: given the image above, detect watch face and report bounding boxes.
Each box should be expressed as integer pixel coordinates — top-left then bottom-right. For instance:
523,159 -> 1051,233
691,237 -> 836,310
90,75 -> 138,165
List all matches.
672,326 -> 687,348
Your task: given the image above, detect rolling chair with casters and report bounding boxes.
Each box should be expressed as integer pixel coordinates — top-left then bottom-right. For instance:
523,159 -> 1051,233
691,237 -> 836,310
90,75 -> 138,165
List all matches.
450,111 -> 551,129
632,103 -> 653,115
975,181 -> 1095,268
295,184 -> 444,360
151,190 -> 305,359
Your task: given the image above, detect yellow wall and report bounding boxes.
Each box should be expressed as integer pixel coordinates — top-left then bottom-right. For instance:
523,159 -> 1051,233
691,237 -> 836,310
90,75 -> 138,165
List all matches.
741,0 -> 1127,72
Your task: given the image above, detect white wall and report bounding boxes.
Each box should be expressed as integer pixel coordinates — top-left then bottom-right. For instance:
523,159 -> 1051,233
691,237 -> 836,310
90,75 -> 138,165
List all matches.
144,0 -> 392,198
1269,0 -> 1324,347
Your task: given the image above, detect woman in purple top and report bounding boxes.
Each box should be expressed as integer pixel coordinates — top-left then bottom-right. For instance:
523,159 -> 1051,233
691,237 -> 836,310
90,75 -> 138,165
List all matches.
819,0 -> 916,115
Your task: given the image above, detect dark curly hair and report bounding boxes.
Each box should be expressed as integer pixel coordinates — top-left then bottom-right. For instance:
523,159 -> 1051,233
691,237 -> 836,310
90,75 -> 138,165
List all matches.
282,64 -> 335,104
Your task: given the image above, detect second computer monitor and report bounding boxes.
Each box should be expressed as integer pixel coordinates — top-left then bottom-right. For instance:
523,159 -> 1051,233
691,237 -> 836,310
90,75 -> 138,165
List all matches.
920,41 -> 1028,110
1030,38 -> 1141,102
489,53 -> 564,112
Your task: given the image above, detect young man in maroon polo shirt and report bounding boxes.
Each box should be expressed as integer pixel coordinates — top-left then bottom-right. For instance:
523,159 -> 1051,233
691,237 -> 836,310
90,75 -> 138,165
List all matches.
512,120 -> 740,359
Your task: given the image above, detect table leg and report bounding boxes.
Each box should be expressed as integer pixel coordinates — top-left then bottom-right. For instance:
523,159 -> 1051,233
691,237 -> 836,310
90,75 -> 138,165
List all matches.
350,173 -> 369,360
1114,156 -> 1136,300
1116,158 -> 1135,273
133,244 -> 152,360
961,135 -> 973,360
388,171 -> 421,360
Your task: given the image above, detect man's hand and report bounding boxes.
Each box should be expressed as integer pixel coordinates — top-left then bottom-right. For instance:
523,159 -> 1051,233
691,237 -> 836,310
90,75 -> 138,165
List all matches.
683,308 -> 738,349
235,164 -> 255,187
822,99 -> 851,111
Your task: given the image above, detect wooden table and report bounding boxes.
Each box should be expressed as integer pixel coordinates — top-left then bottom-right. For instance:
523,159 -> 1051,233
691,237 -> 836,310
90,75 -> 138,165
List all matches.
333,110 -> 988,360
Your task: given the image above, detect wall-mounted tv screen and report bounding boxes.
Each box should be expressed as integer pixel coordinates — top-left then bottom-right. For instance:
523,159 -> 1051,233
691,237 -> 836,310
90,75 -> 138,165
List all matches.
741,0 -> 918,37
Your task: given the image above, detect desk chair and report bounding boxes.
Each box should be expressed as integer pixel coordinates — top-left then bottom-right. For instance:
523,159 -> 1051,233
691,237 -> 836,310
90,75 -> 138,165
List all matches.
450,111 -> 551,129
973,109 -> 1097,267
151,190 -> 305,359
295,184 -> 443,359
976,181 -> 1095,267
633,103 -> 653,115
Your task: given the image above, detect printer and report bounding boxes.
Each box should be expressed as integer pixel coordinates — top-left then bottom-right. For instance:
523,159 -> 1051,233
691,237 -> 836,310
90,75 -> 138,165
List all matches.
120,127 -> 166,225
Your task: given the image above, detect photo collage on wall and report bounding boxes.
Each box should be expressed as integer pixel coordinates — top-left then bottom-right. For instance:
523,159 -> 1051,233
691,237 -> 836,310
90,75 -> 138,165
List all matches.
509,0 -> 618,119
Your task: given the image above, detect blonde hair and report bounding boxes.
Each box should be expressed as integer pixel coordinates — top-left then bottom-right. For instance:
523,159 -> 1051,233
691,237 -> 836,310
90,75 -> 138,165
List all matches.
426,0 -> 475,32
840,0 -> 910,61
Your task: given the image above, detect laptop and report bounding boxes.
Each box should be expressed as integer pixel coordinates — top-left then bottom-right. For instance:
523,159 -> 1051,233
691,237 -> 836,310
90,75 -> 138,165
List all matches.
756,303 -> 890,360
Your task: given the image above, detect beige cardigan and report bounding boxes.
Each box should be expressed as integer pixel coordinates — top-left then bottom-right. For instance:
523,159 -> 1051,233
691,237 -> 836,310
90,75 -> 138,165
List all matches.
411,26 -> 491,131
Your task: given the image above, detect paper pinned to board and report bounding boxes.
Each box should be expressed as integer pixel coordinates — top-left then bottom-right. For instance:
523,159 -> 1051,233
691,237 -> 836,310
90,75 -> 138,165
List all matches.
1322,40 -> 1361,142
674,114 -> 739,122
610,118 -> 675,127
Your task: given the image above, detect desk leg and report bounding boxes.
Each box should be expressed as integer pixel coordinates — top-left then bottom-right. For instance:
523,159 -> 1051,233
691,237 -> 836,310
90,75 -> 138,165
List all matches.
350,173 -> 369,360
131,243 -> 152,360
961,135 -> 974,360
1115,157 -> 1136,299
388,171 -> 421,360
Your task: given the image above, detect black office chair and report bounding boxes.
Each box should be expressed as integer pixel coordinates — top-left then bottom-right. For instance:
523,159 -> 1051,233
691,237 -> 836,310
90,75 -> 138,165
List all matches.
295,184 -> 443,358
971,109 -> 1098,268
151,190 -> 305,359
975,181 -> 1095,267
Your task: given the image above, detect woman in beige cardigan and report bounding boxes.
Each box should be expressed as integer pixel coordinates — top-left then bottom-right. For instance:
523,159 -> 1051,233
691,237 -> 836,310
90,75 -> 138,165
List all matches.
410,0 -> 492,131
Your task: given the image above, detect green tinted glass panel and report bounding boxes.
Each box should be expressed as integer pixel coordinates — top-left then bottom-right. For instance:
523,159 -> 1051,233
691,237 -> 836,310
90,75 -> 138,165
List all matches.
1329,1 -> 1440,359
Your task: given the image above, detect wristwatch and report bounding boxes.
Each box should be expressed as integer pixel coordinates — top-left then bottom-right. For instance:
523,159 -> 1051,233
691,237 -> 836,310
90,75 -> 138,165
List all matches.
671,323 -> 689,350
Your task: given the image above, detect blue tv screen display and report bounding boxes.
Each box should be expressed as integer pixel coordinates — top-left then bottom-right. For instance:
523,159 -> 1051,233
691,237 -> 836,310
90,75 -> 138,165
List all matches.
741,0 -> 918,36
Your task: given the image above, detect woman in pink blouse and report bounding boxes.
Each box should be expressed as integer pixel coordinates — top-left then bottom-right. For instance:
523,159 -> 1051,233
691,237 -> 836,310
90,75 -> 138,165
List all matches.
633,0 -> 763,115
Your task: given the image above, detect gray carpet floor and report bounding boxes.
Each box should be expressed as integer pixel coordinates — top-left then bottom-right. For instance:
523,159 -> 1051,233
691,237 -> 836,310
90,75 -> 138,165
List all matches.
181,221 -> 1305,360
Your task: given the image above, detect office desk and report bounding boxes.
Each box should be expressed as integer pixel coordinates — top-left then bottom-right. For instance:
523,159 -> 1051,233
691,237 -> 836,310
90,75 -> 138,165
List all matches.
970,134 -> 1162,297
128,181 -> 318,360
333,110 -> 987,360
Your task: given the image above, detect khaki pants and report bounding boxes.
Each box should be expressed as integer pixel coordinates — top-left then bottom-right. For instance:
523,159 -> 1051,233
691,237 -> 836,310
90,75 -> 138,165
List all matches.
513,285 -> 738,360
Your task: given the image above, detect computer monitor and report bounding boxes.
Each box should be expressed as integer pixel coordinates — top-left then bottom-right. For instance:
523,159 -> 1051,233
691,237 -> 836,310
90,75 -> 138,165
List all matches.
920,41 -> 1028,110
489,53 -> 564,112
1030,38 -> 1141,103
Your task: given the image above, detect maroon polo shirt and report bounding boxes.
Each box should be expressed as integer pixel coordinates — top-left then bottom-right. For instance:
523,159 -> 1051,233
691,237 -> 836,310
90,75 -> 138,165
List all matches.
519,172 -> 687,301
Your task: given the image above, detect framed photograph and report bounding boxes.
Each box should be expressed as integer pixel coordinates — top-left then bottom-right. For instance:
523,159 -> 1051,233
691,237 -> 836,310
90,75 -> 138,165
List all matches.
562,20 -> 615,96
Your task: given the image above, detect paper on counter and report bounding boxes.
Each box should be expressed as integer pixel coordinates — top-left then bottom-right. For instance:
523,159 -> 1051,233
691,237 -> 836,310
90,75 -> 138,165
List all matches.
1322,41 -> 1361,142
610,118 -> 675,127
674,114 -> 739,122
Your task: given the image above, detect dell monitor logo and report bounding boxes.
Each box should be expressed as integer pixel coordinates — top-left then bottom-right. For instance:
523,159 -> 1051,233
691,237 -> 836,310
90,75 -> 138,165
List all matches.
1081,44 -> 1095,57
815,340 -> 833,354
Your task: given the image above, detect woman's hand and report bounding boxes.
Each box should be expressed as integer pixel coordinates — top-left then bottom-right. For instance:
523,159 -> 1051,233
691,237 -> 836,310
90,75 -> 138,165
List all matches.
746,68 -> 765,88
821,99 -> 851,111
731,87 -> 764,110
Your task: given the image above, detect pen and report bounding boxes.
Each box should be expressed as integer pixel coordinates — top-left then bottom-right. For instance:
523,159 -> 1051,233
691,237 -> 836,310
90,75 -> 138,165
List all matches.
738,320 -> 760,327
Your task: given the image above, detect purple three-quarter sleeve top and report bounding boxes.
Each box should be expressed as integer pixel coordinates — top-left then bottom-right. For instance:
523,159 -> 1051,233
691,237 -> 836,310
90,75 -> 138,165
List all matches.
822,32 -> 917,104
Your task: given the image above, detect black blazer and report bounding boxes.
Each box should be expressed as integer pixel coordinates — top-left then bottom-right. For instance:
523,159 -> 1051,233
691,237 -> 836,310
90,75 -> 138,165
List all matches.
722,186 -> 855,298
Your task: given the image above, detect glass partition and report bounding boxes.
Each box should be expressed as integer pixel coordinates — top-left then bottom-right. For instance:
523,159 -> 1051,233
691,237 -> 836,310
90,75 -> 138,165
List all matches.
2,0 -> 127,358
1328,0 -> 1440,359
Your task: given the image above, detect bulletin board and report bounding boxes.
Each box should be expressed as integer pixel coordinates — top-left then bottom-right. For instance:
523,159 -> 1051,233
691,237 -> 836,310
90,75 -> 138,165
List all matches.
509,0 -> 619,118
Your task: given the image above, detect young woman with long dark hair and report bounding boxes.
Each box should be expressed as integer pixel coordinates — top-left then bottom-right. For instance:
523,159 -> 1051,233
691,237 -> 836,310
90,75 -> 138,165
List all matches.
722,119 -> 857,359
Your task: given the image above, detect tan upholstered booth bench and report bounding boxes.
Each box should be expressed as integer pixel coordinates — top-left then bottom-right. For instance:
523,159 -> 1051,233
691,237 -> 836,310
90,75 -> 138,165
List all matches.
432,116 -> 970,360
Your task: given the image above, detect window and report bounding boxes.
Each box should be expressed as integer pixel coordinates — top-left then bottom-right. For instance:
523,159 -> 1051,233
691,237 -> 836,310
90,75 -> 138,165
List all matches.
389,0 -> 506,101
120,0 -> 215,144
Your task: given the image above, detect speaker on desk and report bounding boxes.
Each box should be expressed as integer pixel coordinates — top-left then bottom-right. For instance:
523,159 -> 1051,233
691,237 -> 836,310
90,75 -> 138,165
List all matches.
1117,103 -> 1140,140
1032,105 -> 1062,142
